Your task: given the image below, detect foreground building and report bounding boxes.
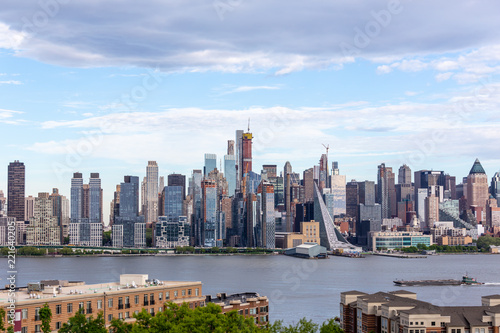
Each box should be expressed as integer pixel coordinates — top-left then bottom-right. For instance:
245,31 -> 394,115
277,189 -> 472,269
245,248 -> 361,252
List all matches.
1,274 -> 269,332
340,290 -> 500,333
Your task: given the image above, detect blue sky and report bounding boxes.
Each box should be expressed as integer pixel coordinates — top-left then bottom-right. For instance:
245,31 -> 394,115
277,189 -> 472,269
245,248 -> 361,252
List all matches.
1,0 -> 500,221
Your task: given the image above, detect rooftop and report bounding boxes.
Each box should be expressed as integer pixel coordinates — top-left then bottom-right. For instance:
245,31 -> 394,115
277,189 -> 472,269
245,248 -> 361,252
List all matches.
469,158 -> 486,175
0,274 -> 201,304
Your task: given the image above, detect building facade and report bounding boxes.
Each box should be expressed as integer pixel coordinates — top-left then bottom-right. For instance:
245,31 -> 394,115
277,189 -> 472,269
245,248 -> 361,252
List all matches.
7,160 -> 25,222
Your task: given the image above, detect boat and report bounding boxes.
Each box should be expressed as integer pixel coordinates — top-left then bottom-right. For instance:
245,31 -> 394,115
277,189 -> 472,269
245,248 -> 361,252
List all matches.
394,275 -> 483,286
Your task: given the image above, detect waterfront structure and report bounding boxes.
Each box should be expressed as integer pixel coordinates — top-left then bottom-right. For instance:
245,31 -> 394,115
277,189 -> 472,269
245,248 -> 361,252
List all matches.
7,160 -> 25,222
26,193 -> 61,246
275,220 -> 320,248
112,176 -> 145,247
340,290 -> 500,333
467,159 -> 489,222
145,161 -> 159,224
368,230 -> 432,251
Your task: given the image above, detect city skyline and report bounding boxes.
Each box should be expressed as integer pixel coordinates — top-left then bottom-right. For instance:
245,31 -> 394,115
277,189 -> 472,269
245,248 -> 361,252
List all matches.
1,1 -> 500,222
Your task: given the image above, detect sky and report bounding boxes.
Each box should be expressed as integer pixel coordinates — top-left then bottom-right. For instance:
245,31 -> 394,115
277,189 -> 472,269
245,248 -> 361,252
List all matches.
1,0 -> 500,222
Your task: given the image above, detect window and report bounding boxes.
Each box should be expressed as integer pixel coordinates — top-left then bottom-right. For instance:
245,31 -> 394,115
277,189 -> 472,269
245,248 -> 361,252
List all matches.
79,302 -> 84,310
166,292 -> 170,300
108,298 -> 113,308
188,289 -> 192,296
250,308 -> 256,315
135,310 -> 139,315
97,300 -> 102,309
22,327 -> 28,333
119,313 -> 123,319
108,314 -> 113,322
432,322 -> 436,326
182,290 -> 186,296
35,324 -> 41,333
159,307 -> 163,312
452,330 -> 456,333
22,308 -> 28,319
245,309 -> 249,315
35,307 -> 41,321
150,308 -> 154,315
150,293 -> 155,304
135,295 -> 139,304
67,303 -> 73,313
159,292 -> 163,301
125,312 -> 130,319
56,304 -> 62,314
174,290 -> 178,297
144,294 -> 149,305
410,323 -> 413,326
56,322 -> 61,329
457,330 -> 461,333
195,289 -> 199,296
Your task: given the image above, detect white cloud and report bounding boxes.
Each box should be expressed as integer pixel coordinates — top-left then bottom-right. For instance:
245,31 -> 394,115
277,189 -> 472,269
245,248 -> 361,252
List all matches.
376,65 -> 392,74
0,22 -> 24,49
0,80 -> 22,85
0,108 -> 24,124
435,72 -> 453,82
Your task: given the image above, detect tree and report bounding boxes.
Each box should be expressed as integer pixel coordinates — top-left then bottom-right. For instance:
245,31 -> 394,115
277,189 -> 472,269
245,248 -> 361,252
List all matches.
320,319 -> 344,333
58,308 -> 107,333
39,303 -> 52,333
109,318 -> 133,333
103,231 -> 112,246
0,307 -> 5,331
146,228 -> 153,247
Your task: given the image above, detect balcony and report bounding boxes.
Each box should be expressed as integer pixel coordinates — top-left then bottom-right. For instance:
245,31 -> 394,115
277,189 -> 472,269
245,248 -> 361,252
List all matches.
125,303 -> 131,309
35,315 -> 41,321
86,308 -> 93,314
150,300 -> 155,305
143,301 -> 149,306
118,304 -> 124,310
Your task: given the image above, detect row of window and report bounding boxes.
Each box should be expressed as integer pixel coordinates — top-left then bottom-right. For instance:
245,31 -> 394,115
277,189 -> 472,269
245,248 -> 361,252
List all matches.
19,288 -> 201,323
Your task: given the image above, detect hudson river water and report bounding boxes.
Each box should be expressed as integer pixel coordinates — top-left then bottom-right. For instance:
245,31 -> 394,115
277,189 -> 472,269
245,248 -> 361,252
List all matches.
2,254 -> 500,325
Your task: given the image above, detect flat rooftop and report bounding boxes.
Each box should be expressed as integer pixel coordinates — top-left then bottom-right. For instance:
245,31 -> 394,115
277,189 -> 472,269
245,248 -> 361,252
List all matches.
0,275 -> 201,304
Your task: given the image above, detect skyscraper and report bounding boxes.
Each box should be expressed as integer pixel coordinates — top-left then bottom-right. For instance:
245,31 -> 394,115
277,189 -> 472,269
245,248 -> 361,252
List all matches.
167,173 -> 186,200
241,131 -> 253,179
89,173 -> 102,223
330,162 -> 346,216
7,160 -> 25,221
466,158 -> 489,222
49,188 -> 70,243
224,155 -> 236,196
491,172 -> 500,205
398,164 -> 412,184
0,190 -> 6,216
202,179 -> 217,247
145,161 -> 159,224
235,129 -> 243,191
70,172 -> 83,223
258,181 -> 275,249
377,163 -> 395,219
113,176 -> 145,247
189,170 -> 203,246
162,186 -> 184,221
204,154 -> 217,176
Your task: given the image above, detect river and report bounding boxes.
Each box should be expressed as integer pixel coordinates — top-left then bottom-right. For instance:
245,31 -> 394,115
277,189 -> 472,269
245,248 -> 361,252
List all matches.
2,254 -> 500,325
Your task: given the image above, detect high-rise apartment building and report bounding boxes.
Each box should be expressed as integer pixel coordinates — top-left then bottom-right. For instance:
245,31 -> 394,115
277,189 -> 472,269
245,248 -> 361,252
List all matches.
492,172 -> 500,206
145,161 -> 159,224
7,160 -> 25,221
330,162 -> 346,216
241,131 -> 253,178
258,181 -> 275,249
0,190 -> 6,216
424,193 -> 439,229
113,176 -> 145,247
377,163 -> 396,219
69,172 -> 102,246
24,195 -> 35,221
202,179 -> 217,247
161,186 -> 183,221
346,180 -> 359,219
189,170 -> 203,246
26,193 -> 60,246
224,155 -> 237,197
49,188 -> 70,243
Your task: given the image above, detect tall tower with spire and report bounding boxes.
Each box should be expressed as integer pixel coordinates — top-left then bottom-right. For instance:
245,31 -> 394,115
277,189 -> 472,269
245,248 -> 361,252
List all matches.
466,158 -> 489,222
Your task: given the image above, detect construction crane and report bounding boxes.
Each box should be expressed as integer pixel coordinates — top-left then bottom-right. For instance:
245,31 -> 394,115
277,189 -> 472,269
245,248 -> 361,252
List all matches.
322,143 -> 329,158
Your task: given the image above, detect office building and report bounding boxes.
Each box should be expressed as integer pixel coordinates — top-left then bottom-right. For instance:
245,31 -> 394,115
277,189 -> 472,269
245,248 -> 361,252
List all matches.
7,160 -> 25,221
26,193 -> 61,246
113,176 -> 145,247
224,155 -> 237,196
49,188 -> 70,242
330,163 -> 346,216
262,165 -> 277,178
235,129 -> 243,191
161,186 -> 183,221
241,131 -> 253,179
346,181 -> 359,219
303,167 -> 314,203
145,161 -> 159,224
491,172 -> 500,205
466,159 -> 489,222
189,170 -> 203,246
204,153 -> 217,177
377,163 -> 396,219
424,193 -> 439,229
414,170 -> 446,216
398,164 -> 411,184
